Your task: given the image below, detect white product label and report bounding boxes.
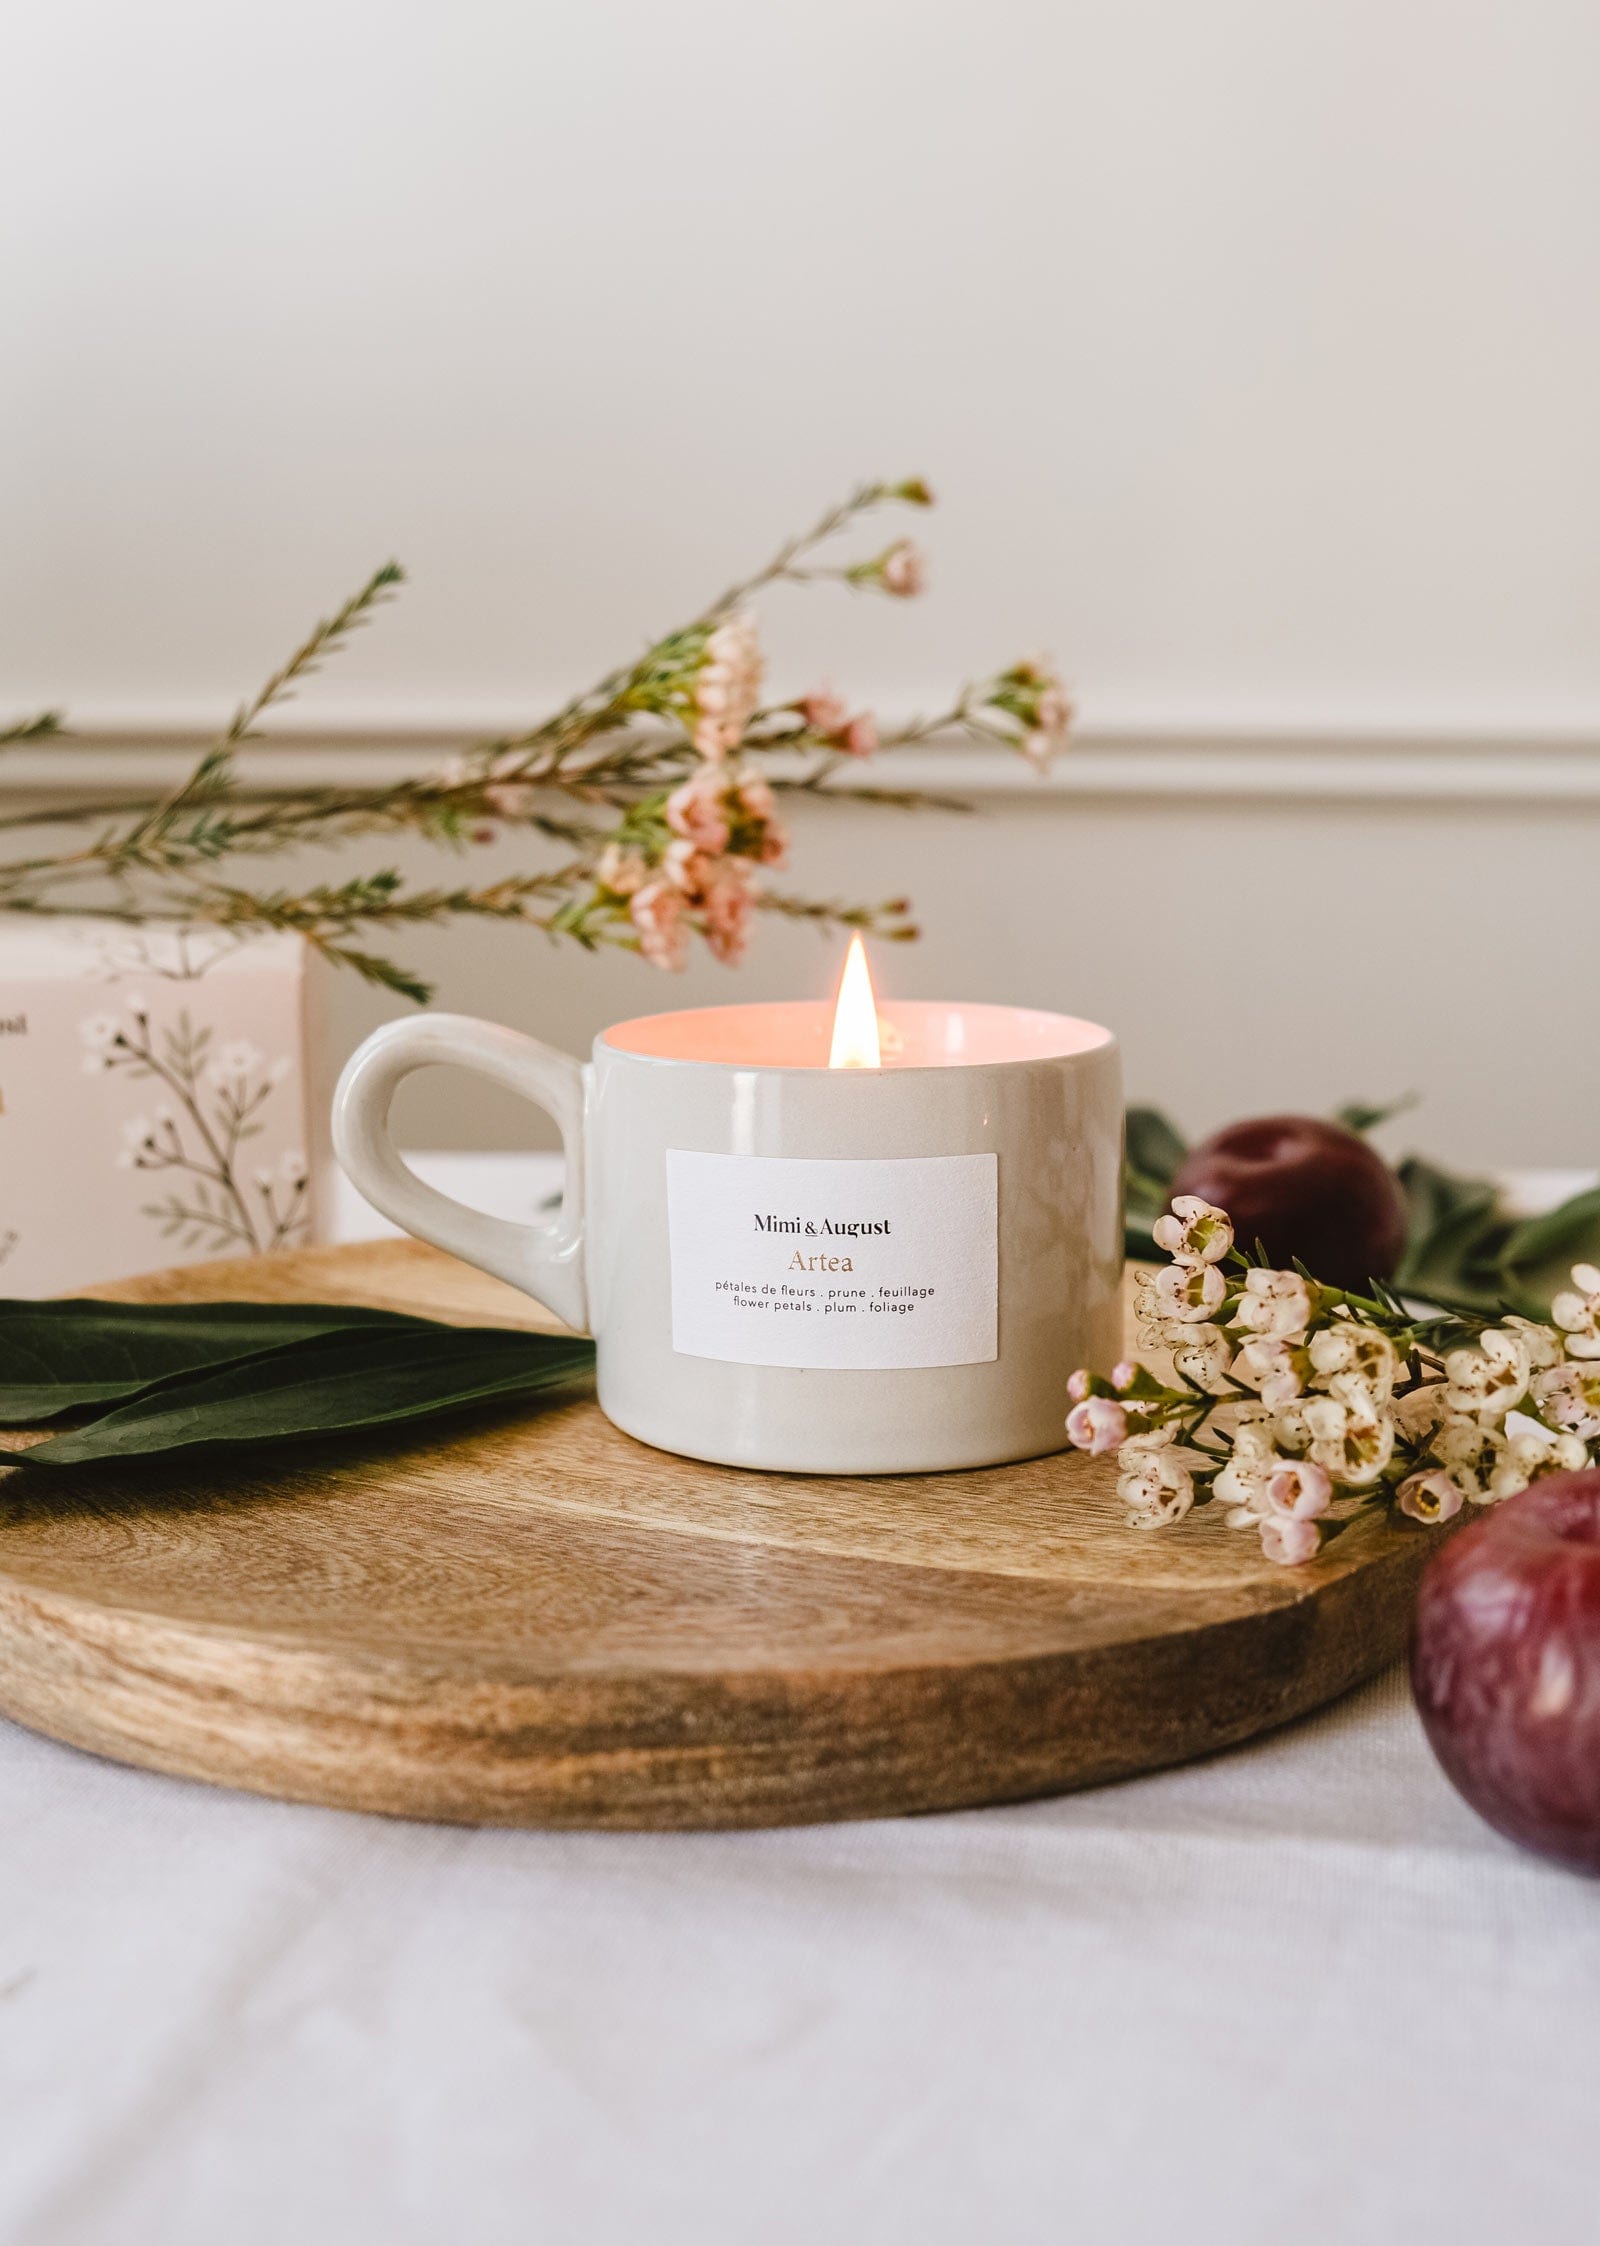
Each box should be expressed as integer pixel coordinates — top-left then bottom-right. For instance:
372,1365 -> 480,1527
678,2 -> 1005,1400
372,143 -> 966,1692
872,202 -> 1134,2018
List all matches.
666,1149 -> 997,1370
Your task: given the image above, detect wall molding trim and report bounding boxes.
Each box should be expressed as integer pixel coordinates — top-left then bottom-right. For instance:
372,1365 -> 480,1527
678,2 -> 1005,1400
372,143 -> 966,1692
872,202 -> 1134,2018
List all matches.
5,720 -> 1600,805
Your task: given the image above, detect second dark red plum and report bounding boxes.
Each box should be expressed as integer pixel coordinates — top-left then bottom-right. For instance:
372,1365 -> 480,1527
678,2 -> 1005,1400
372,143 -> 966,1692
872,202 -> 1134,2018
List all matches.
1412,1473 -> 1600,1875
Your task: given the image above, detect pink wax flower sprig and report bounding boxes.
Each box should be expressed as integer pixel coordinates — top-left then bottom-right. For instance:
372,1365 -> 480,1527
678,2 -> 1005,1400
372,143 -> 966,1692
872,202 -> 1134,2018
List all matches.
565,763 -> 791,970
1067,1196 -> 1600,1566
0,477 -> 1074,1001
849,537 -> 928,598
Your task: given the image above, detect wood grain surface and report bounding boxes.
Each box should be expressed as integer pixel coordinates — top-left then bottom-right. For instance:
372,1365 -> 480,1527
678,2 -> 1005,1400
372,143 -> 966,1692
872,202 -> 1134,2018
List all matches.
0,1240 -> 1436,1828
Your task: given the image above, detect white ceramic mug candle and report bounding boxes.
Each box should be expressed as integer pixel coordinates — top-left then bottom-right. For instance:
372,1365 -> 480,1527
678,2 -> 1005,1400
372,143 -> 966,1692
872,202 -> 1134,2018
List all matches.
333,944 -> 1123,1474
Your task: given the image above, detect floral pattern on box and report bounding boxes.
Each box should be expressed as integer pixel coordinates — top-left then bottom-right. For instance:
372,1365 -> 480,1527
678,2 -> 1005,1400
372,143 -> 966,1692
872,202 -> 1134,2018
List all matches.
0,917 -> 316,1295
81,1002 -> 308,1257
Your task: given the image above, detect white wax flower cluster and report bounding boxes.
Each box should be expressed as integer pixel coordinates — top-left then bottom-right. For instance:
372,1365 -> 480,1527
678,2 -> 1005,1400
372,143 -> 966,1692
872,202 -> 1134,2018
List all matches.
1066,1197 -> 1600,1567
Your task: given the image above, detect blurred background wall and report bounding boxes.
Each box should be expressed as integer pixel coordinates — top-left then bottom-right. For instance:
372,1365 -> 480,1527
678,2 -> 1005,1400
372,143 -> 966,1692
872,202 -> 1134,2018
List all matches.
6,0 -> 1598,1164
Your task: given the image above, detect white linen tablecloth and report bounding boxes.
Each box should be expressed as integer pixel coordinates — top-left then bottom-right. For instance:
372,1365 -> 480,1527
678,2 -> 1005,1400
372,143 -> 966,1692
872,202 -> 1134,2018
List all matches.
4,1160 -> 1598,2246
4,1672 -> 1597,2246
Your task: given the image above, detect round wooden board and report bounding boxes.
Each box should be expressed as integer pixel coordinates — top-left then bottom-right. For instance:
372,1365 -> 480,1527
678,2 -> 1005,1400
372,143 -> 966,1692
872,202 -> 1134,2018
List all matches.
0,1240 -> 1434,1829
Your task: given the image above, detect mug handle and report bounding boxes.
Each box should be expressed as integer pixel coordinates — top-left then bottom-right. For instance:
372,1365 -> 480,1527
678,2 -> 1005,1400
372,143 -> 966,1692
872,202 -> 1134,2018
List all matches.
332,1013 -> 589,1333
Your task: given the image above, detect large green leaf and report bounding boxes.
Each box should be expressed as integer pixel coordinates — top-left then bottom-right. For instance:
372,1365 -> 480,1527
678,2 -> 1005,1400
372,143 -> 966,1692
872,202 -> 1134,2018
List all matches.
1392,1157 -> 1505,1311
12,1322 -> 595,1468
1333,1094 -> 1417,1136
0,1297 -> 438,1424
1124,1105 -> 1188,1257
1498,1188 -> 1600,1315
1125,1106 -> 1186,1199
1388,1160 -> 1600,1318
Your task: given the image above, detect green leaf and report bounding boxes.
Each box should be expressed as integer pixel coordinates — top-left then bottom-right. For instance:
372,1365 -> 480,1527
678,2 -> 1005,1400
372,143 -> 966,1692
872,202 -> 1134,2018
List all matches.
1390,1156 -> 1506,1311
1395,1153 -> 1495,1238
1125,1108 -> 1187,1252
1498,1188 -> 1600,1315
1334,1093 -> 1417,1136
324,944 -> 434,1004
0,1297 -> 440,1424
13,1324 -> 594,1467
1125,1106 -> 1187,1190
0,712 -> 63,750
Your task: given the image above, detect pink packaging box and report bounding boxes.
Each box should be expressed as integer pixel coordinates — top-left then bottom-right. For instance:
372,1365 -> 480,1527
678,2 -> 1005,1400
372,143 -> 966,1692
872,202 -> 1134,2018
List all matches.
0,917 -> 329,1295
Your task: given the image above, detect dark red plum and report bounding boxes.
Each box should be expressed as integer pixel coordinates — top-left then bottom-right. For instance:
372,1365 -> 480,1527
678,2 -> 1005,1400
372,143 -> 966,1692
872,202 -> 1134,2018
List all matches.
1171,1114 -> 1408,1289
1412,1472 -> 1600,1874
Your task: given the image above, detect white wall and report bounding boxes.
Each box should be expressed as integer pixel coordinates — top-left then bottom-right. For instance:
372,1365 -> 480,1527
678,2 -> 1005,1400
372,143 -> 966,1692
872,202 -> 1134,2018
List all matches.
5,0 -> 1599,1162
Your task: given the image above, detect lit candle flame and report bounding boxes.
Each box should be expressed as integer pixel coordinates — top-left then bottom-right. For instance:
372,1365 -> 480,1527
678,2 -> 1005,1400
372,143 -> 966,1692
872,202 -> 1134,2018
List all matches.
828,933 -> 882,1069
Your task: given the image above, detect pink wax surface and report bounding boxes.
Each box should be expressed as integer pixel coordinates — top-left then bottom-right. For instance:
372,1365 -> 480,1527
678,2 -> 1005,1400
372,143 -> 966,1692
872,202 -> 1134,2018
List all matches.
601,1000 -> 1114,1070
